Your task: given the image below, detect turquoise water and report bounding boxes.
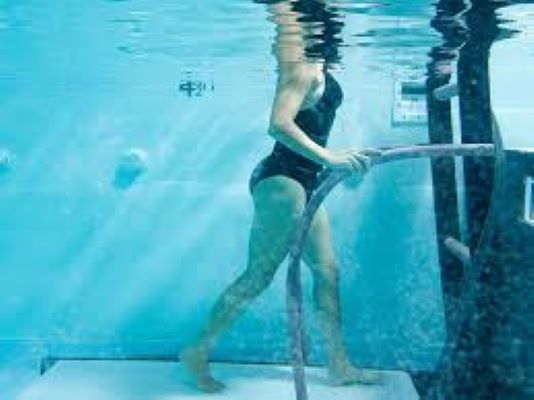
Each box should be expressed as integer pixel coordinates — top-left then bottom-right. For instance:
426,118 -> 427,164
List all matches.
0,0 -> 533,398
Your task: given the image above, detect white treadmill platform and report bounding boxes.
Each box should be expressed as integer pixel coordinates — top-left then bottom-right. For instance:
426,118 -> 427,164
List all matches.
17,361 -> 419,400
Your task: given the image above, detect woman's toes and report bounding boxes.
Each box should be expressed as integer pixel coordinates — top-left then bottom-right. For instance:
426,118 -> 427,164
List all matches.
198,376 -> 226,393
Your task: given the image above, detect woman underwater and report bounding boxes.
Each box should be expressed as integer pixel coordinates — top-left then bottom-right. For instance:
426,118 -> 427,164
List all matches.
180,0 -> 382,392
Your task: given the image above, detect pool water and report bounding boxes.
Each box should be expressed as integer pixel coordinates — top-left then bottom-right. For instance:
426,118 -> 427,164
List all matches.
0,1 -> 532,399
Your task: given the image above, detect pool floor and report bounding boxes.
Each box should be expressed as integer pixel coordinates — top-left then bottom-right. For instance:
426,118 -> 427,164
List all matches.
15,360 -> 419,400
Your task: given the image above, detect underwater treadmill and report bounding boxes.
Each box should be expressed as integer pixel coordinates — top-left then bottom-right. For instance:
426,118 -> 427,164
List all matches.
286,142 -> 533,400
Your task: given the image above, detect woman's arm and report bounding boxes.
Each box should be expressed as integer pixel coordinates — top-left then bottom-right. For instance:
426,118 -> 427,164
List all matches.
268,67 -> 331,166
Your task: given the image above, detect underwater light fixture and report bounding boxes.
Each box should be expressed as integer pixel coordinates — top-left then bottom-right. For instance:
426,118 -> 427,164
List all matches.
0,147 -> 13,174
112,148 -> 149,190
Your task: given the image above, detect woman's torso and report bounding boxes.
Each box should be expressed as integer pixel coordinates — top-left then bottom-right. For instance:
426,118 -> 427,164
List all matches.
268,69 -> 343,172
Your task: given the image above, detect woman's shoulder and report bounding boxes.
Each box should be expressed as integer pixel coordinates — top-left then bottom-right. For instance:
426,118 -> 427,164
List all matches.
279,63 -> 324,89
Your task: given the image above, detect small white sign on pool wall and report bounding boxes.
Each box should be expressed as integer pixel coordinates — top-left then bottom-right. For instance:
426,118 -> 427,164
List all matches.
391,80 -> 428,126
525,176 -> 534,225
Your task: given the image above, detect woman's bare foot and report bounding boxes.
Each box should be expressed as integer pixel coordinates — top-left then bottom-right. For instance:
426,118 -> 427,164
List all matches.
179,346 -> 226,393
327,362 -> 384,386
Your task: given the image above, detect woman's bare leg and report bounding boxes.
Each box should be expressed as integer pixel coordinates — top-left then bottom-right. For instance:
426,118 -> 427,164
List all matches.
303,206 -> 382,385
180,176 -> 307,392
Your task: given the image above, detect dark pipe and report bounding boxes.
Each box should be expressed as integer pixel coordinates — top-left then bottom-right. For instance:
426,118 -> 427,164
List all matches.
286,143 -> 496,400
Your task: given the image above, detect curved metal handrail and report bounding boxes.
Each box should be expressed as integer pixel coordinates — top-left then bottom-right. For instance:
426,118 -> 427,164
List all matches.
285,143 -> 496,400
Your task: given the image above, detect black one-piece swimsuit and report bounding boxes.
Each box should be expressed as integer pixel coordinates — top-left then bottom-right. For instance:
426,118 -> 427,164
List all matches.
248,69 -> 343,200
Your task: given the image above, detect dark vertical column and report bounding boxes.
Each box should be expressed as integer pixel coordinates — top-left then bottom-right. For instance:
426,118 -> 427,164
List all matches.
457,2 -> 499,250
427,0 -> 470,321
420,69 -> 465,400
411,3 -> 468,399
427,2 -> 529,399
442,2 -> 503,399
426,62 -> 464,336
